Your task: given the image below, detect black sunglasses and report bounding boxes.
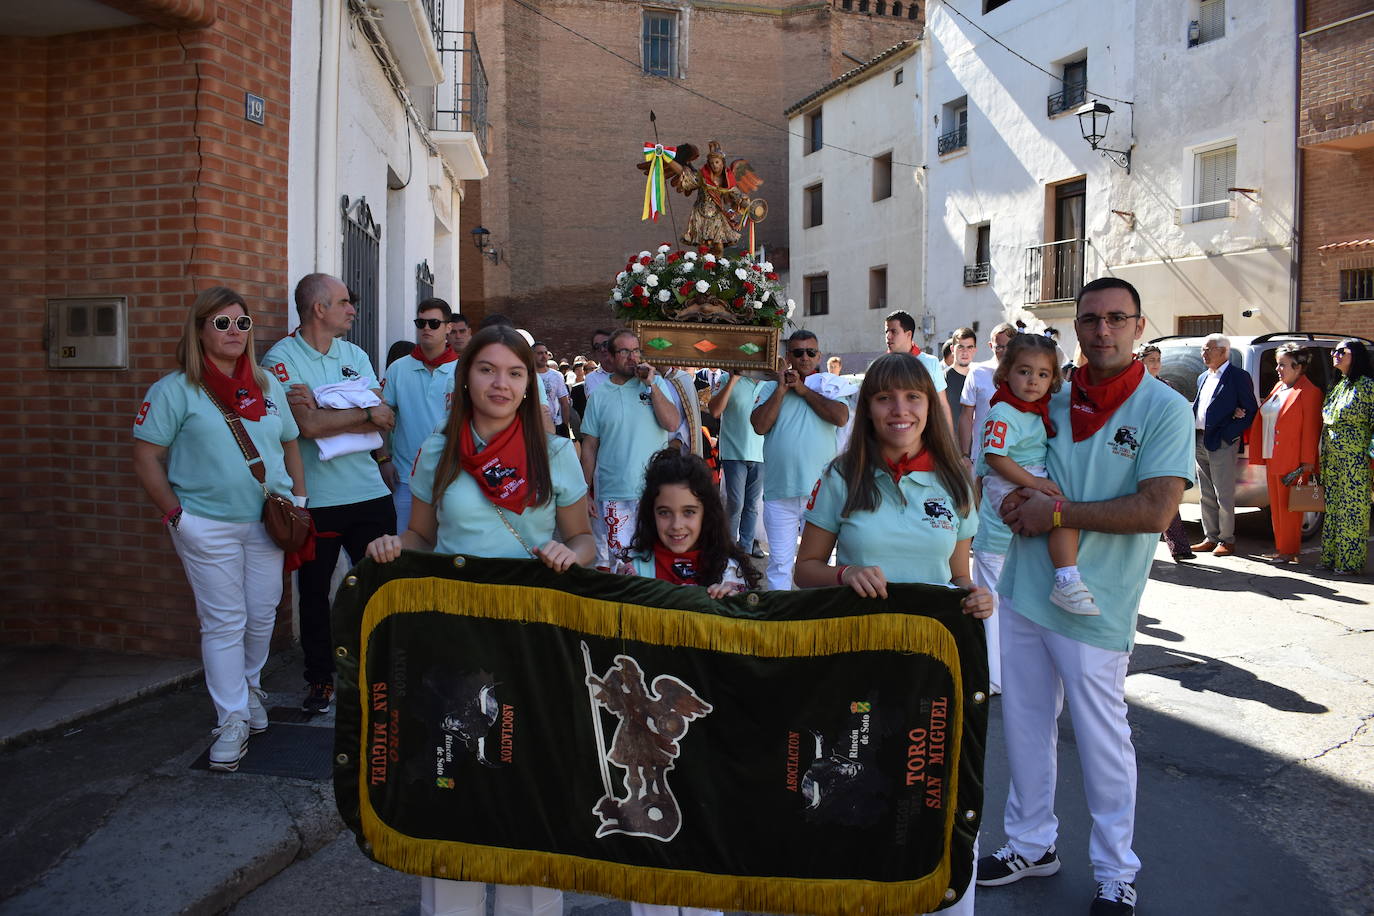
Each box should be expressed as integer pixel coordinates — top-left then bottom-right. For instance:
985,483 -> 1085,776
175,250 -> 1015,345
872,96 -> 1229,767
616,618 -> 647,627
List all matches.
210,315 -> 253,332
413,318 -> 444,330
790,347 -> 818,358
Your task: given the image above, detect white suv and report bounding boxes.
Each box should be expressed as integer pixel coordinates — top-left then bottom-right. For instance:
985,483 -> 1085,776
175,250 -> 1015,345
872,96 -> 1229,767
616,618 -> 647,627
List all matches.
1148,332 -> 1371,539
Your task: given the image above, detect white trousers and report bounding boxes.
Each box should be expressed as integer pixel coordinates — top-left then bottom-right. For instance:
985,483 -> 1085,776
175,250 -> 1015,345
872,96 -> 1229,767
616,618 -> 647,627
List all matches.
591,498 -> 639,570
170,511 -> 282,726
420,879 -> 561,916
631,906 -> 722,916
998,597 -> 1140,883
971,549 -> 1005,693
761,496 -> 805,591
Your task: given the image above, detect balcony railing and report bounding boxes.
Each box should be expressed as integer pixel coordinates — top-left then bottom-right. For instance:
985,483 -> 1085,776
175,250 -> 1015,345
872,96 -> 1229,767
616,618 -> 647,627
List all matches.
433,30 -> 488,156
964,262 -> 990,286
1025,238 -> 1087,305
937,124 -> 967,156
420,0 -> 444,50
1046,80 -> 1086,117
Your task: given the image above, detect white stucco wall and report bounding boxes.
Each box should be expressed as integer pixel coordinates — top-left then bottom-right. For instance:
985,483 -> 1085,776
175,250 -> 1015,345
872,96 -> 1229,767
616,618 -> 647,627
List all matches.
787,46 -> 922,367
287,0 -> 466,358
921,0 -> 1295,346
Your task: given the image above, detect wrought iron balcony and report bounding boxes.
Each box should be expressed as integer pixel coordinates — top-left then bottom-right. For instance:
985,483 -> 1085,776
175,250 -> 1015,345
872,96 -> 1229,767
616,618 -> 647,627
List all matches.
1046,80 -> 1087,117
1025,239 -> 1087,305
432,30 -> 489,178
964,262 -> 990,286
937,124 -> 967,156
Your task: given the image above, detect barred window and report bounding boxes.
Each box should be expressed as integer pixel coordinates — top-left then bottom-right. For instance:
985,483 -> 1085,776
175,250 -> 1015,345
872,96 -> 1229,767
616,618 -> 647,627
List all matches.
1341,268 -> 1374,303
642,10 -> 677,77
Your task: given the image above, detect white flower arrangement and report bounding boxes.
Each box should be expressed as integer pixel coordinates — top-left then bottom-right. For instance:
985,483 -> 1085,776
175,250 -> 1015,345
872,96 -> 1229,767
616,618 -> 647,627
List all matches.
608,245 -> 790,329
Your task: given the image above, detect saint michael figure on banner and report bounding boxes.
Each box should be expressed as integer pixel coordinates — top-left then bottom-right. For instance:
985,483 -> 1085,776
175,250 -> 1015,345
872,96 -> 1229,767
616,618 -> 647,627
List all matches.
581,644 -> 712,841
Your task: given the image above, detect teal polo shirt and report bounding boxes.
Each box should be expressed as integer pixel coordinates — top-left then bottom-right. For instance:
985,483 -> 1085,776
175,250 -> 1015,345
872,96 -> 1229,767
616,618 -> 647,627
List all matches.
580,376 -> 675,501
804,464 -> 979,586
383,354 -> 456,473
714,375 -> 765,462
754,379 -> 842,501
260,333 -> 389,509
999,374 -> 1196,651
410,431 -> 586,558
134,371 -> 299,523
916,351 -> 948,393
972,402 -> 1049,557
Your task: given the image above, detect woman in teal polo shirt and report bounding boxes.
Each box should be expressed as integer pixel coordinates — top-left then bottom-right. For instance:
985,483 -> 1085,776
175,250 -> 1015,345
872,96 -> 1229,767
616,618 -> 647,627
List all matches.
133,286 -> 307,772
365,325 -> 595,916
794,351 -> 991,916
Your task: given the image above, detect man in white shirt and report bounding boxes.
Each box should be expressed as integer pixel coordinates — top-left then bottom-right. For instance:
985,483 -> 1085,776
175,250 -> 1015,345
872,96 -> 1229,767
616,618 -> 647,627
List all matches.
959,321 -> 1017,464
533,341 -> 573,437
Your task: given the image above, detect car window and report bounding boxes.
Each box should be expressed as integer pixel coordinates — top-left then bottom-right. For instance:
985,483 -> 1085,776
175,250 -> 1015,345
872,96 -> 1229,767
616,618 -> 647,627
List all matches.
1256,347 -> 1279,397
1157,346 -> 1203,400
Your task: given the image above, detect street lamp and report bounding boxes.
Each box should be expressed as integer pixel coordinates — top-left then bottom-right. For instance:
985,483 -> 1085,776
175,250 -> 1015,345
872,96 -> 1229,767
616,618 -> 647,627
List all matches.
1075,101 -> 1131,173
470,226 -> 501,265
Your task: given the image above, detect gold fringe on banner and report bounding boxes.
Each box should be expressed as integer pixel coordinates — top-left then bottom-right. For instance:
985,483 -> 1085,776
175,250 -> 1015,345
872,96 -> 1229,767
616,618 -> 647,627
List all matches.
353,575 -> 968,916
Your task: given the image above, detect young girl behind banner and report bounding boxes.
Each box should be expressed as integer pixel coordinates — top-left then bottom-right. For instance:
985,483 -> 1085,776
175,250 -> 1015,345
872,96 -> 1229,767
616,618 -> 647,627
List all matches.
978,334 -> 1099,616
620,448 -> 760,597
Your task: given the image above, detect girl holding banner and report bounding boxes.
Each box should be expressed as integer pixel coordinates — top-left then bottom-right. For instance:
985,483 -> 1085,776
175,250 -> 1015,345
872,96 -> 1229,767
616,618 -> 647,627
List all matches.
793,351 -> 991,915
366,324 -> 596,916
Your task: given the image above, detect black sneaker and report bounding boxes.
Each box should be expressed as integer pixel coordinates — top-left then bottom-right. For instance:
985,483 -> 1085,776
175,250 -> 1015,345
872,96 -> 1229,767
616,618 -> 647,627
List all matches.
1090,880 -> 1137,915
750,540 -> 768,559
301,681 -> 334,714
976,843 -> 1061,886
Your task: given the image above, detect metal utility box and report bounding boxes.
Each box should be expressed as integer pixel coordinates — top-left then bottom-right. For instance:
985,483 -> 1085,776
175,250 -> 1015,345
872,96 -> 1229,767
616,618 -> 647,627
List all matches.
47,297 -> 128,370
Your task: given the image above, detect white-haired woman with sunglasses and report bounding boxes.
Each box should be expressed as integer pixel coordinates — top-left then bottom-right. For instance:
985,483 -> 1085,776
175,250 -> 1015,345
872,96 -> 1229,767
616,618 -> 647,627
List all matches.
133,287 -> 306,771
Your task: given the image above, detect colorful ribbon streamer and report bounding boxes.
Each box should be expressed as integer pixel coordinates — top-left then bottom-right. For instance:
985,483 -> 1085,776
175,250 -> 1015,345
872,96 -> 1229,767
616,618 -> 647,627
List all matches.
642,142 -> 677,222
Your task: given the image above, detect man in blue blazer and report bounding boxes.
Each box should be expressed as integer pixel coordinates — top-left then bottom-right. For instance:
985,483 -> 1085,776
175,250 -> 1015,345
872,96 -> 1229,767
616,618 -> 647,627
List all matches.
1191,334 -> 1258,557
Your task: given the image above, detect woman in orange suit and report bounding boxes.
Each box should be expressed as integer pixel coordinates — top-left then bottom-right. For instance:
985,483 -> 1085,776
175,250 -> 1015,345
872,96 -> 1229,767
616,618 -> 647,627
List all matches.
1249,343 -> 1322,563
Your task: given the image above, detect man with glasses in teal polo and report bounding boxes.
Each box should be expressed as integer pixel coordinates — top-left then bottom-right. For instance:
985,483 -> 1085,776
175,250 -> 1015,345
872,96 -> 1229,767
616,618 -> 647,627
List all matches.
751,329 -> 850,590
977,277 -> 1194,916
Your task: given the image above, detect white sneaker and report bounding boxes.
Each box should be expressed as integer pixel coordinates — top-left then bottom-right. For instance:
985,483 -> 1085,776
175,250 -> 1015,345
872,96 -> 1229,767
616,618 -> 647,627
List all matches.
209,719 -> 249,771
247,687 -> 269,734
1050,579 -> 1101,616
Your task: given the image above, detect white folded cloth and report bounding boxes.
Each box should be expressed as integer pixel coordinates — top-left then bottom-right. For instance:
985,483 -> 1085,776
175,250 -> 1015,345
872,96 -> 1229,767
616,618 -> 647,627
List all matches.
805,372 -> 861,401
312,378 -> 383,461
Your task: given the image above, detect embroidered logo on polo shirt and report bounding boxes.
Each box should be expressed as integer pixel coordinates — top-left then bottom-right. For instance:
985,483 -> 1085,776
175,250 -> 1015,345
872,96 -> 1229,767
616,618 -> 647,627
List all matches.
1110,425 -> 1141,459
264,397 -> 278,414
342,366 -> 360,379
639,388 -> 653,405
922,498 -> 956,530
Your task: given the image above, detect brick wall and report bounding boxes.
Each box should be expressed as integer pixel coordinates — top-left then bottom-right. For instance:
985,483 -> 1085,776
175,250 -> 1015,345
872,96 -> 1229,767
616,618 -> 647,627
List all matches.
0,0 -> 292,657
467,0 -> 918,360
1297,0 -> 1374,334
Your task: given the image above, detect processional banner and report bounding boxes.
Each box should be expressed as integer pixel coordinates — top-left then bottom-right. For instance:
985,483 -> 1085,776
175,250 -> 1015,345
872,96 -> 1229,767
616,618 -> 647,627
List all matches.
333,553 -> 988,915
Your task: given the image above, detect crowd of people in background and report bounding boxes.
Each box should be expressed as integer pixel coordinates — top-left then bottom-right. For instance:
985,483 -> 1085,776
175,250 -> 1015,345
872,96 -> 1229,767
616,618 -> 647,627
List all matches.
132,268 -> 1374,916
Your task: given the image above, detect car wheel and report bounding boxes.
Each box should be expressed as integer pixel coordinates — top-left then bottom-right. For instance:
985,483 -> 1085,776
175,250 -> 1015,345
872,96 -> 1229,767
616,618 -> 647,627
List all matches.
1300,511 -> 1323,542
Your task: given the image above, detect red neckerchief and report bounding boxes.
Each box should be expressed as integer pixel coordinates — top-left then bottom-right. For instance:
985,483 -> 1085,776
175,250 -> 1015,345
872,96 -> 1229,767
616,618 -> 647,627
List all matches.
458,417 -> 531,513
653,542 -> 701,585
885,448 -> 934,482
411,344 -> 458,370
202,355 -> 266,421
908,345 -> 923,356
991,383 -> 1057,438
1070,360 -> 1146,442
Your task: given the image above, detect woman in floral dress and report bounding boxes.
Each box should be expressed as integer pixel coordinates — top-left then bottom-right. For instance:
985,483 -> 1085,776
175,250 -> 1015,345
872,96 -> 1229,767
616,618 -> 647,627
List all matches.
1318,339 -> 1374,574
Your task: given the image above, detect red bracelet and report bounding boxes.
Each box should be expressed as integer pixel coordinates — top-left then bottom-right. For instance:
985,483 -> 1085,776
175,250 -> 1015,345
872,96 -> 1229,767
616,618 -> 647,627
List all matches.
1052,500 -> 1063,529
161,506 -> 182,527
836,565 -> 850,585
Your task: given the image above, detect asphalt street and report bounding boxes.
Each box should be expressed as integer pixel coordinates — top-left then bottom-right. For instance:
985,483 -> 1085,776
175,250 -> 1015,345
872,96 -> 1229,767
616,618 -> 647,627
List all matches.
2,507 -> 1370,916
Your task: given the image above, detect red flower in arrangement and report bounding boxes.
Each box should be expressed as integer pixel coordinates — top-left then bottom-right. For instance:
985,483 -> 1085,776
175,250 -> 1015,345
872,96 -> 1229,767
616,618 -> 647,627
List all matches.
743,281 -> 756,294
639,256 -> 651,266
633,285 -> 645,297
667,251 -> 682,263
733,297 -> 745,308
766,272 -> 779,281
698,245 -> 710,255
680,282 -> 695,298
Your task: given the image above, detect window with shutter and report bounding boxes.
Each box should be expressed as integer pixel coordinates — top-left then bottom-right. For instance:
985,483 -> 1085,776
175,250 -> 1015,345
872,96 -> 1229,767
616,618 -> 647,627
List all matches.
1193,145 -> 1235,222
1198,0 -> 1225,44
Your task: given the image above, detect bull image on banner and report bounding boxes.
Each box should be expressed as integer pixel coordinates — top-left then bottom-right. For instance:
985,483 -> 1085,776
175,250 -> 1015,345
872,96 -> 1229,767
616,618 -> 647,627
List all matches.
332,553 -> 988,915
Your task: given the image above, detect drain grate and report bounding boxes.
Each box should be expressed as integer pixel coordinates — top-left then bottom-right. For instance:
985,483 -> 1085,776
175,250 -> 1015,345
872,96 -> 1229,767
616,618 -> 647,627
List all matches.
190,718 -> 334,779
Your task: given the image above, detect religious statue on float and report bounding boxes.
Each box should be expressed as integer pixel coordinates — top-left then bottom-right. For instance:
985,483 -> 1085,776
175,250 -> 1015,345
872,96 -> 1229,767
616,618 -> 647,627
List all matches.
638,140 -> 764,257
